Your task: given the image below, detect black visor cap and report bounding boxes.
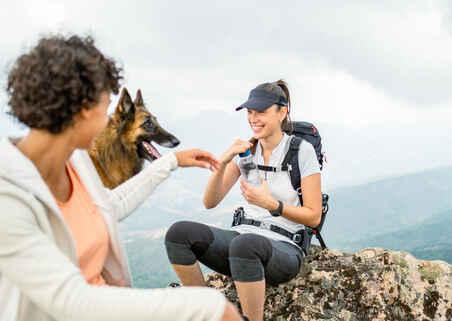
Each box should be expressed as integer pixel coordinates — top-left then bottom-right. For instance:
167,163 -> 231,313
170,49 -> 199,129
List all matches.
235,88 -> 288,111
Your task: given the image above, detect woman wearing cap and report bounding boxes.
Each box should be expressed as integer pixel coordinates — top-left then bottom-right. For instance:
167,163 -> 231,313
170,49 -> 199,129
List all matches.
165,80 -> 322,321
0,34 -> 242,321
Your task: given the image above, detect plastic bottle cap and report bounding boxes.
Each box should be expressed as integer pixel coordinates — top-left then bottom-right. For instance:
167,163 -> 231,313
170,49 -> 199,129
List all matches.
239,149 -> 251,157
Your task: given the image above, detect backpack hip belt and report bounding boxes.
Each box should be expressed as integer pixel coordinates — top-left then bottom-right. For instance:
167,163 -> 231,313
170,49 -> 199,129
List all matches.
232,207 -> 311,255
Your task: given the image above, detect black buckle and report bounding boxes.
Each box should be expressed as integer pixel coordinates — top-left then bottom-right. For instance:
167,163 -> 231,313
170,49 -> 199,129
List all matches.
322,194 -> 329,214
292,233 -> 302,244
232,207 -> 244,227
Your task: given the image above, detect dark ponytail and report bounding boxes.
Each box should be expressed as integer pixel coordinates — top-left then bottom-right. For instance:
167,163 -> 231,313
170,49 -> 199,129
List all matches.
274,79 -> 293,133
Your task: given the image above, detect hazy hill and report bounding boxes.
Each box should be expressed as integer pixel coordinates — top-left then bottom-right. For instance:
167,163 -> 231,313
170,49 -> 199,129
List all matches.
339,210 -> 452,263
323,166 -> 452,247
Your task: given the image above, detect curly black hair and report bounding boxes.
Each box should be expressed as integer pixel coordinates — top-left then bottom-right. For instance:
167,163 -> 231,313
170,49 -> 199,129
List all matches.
6,34 -> 123,134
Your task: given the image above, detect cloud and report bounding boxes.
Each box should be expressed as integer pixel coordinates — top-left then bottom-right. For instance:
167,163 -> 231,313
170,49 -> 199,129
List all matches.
123,53 -> 452,128
24,0 -> 66,29
0,0 -> 451,124
78,0 -> 452,106
440,0 -> 452,32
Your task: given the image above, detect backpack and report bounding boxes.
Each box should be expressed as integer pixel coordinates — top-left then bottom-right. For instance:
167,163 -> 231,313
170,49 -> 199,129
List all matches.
255,121 -> 330,253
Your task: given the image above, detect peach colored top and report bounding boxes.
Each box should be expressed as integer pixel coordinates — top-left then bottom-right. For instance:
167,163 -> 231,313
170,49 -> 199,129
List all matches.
56,163 -> 109,286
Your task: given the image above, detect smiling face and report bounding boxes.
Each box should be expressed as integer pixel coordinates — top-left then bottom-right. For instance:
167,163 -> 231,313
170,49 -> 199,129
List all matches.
247,104 -> 288,139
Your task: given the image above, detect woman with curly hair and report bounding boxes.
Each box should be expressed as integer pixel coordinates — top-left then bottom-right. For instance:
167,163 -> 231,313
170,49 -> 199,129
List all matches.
0,34 -> 241,321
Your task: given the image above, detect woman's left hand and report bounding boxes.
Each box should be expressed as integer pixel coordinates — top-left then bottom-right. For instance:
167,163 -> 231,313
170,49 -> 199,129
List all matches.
240,178 -> 278,211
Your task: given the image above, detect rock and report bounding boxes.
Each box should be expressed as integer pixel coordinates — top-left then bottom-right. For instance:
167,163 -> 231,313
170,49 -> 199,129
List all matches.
206,246 -> 452,321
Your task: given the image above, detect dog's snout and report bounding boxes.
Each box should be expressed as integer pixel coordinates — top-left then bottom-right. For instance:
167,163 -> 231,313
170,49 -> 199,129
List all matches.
159,135 -> 180,148
171,137 -> 180,147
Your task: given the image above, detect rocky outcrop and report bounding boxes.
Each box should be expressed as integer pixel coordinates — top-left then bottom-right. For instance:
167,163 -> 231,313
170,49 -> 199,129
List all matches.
206,246 -> 451,321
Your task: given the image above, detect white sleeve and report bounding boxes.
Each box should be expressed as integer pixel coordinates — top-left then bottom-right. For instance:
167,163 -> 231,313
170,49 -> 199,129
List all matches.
0,193 -> 226,321
298,140 -> 321,179
109,152 -> 179,221
70,150 -> 179,222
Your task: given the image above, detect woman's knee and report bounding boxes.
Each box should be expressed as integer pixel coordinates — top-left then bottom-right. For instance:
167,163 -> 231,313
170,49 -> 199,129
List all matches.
228,234 -> 272,282
229,233 -> 272,262
165,221 -> 214,264
166,221 -> 193,244
165,221 -> 212,244
264,242 -> 303,286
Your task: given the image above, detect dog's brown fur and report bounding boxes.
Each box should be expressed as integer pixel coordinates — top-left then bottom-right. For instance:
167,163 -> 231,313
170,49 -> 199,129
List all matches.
88,88 -> 179,189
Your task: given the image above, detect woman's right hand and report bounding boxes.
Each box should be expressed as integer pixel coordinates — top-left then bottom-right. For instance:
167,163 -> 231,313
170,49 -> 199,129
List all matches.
220,139 -> 253,167
174,149 -> 220,171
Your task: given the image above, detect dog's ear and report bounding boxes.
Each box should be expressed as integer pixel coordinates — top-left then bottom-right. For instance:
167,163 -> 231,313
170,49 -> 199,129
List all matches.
134,89 -> 144,106
116,87 -> 135,118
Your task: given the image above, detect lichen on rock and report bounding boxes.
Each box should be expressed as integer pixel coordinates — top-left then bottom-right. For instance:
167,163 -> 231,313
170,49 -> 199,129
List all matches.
206,246 -> 452,321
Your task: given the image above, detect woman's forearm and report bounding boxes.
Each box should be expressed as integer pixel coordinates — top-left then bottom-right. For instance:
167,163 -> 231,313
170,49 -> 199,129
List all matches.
203,164 -> 228,208
281,203 -> 322,228
261,196 -> 321,227
109,152 -> 178,220
240,175 -> 322,227
203,140 -> 250,209
281,174 -> 322,227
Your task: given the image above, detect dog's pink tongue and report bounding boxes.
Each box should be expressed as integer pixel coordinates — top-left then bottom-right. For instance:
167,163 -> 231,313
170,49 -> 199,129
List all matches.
142,141 -> 161,159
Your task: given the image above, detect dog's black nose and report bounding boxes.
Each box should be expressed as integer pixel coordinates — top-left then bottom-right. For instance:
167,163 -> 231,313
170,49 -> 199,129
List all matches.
171,137 -> 180,147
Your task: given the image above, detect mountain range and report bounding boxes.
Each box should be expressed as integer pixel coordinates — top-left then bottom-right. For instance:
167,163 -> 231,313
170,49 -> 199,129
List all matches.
341,209 -> 452,263
120,165 -> 452,288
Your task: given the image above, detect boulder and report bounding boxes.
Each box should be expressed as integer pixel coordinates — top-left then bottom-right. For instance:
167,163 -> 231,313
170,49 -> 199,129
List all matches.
206,246 -> 452,321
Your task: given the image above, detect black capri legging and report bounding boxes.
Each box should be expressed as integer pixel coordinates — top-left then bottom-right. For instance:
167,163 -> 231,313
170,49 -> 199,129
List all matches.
165,221 -> 304,285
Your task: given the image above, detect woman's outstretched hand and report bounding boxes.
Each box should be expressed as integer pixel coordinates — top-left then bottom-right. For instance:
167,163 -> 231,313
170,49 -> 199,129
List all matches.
220,139 -> 253,167
240,178 -> 279,211
175,149 -> 221,171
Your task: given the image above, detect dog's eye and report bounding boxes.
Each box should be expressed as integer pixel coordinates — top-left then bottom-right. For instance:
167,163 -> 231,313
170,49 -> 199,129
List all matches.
142,118 -> 155,130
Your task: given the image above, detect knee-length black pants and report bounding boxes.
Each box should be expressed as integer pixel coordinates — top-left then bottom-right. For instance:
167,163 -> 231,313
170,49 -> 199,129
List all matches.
165,221 -> 304,285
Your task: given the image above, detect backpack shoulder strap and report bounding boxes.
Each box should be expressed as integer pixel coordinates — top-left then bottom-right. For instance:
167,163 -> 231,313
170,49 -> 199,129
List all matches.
282,136 -> 303,201
281,136 -> 302,170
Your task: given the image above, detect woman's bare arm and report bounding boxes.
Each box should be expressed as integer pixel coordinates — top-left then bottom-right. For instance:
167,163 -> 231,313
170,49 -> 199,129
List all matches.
203,139 -> 252,209
203,161 -> 241,208
240,173 -> 322,227
279,173 -> 322,227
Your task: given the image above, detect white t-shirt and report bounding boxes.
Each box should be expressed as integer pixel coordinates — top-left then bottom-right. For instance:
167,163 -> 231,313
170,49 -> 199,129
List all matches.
231,133 -> 321,248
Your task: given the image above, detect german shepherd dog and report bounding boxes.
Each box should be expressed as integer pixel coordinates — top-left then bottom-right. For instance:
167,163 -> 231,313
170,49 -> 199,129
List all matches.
89,88 -> 180,189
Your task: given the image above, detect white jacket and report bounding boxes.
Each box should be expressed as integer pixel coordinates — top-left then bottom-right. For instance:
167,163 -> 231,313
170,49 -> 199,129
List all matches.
0,137 -> 226,321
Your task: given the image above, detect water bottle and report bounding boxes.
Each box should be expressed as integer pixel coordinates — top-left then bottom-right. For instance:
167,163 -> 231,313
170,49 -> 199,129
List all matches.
238,149 -> 260,186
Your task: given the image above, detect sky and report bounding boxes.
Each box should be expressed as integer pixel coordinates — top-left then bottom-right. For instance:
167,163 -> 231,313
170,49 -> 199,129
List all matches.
1,0 -> 451,189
